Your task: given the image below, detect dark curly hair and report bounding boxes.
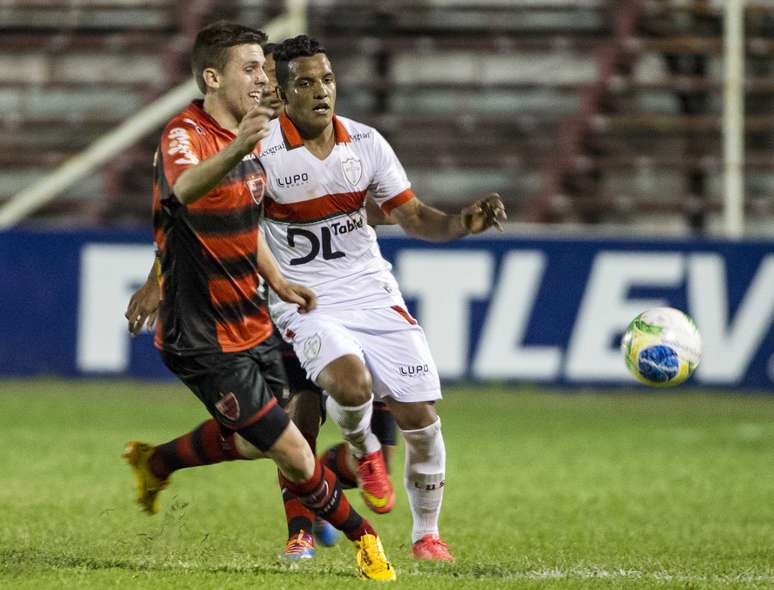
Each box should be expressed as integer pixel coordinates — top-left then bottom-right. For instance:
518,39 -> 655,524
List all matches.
191,21 -> 267,94
273,35 -> 328,90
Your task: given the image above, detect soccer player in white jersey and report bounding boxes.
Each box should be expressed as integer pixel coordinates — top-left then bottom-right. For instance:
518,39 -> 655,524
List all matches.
261,35 -> 506,561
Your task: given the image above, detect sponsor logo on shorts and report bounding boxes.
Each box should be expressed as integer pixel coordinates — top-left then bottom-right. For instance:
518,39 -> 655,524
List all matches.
303,334 -> 322,360
399,364 -> 430,377
215,392 -> 240,422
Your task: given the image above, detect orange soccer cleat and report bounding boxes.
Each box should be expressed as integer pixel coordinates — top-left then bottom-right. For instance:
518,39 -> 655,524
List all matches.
356,449 -> 395,514
411,535 -> 455,562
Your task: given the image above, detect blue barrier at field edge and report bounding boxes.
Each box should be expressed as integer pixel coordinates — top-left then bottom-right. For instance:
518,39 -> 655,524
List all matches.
1,229 -> 772,388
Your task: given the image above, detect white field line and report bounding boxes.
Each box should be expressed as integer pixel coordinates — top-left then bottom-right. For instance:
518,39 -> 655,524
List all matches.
135,560 -> 774,585
470,567 -> 774,585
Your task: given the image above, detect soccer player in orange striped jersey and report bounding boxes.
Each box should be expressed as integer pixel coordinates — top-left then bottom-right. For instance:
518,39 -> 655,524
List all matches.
259,35 -> 506,562
122,22 -> 395,581
126,39 -> 400,562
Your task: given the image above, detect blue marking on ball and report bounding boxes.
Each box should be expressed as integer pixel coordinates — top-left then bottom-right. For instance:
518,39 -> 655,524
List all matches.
638,345 -> 679,383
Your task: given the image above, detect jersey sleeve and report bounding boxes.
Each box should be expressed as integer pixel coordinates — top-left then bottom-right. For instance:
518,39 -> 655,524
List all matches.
367,129 -> 415,214
160,117 -> 206,190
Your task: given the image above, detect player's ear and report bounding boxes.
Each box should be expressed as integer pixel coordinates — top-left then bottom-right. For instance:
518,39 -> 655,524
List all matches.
202,67 -> 221,92
276,85 -> 287,103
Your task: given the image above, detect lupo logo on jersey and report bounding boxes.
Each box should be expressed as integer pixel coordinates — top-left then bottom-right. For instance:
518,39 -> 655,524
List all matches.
277,173 -> 311,188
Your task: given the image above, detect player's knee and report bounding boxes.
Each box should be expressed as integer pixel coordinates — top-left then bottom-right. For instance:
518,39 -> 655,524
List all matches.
344,369 -> 372,403
320,356 -> 372,405
267,422 -> 316,483
389,399 -> 438,431
233,433 -> 266,459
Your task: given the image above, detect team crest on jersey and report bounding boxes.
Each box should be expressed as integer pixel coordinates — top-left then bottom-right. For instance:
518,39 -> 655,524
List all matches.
246,175 -> 266,205
215,392 -> 240,422
303,334 -> 322,361
341,157 -> 362,186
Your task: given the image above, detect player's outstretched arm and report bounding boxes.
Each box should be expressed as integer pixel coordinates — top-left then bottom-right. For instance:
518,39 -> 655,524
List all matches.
256,232 -> 317,314
125,258 -> 161,336
389,193 -> 507,242
173,105 -> 274,205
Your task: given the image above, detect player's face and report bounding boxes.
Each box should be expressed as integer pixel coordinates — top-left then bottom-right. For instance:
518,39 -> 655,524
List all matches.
283,53 -> 336,134
218,43 -> 268,121
262,53 -> 282,118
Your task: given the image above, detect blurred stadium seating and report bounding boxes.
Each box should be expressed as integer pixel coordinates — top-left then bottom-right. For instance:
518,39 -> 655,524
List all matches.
0,0 -> 772,233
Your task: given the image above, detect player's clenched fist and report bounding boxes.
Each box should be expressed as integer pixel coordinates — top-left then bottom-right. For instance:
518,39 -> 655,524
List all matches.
459,193 -> 507,234
234,105 -> 275,155
274,281 -> 317,314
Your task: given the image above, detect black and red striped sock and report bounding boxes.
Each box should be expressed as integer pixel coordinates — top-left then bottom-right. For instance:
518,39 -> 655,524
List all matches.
150,419 -> 245,479
278,470 -> 315,538
321,442 -> 358,489
281,459 -> 375,542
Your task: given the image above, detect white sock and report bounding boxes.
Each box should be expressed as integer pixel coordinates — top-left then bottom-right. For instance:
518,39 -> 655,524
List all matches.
401,417 -> 446,543
325,394 -> 381,458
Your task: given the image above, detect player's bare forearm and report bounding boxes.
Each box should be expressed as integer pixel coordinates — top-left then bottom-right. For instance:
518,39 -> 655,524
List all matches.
256,231 -> 286,292
256,232 -> 317,313
174,105 -> 272,205
173,141 -> 249,205
365,195 -> 397,227
391,198 -> 468,242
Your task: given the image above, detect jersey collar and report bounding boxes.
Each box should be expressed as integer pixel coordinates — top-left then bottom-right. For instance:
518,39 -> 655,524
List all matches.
188,100 -> 236,139
279,110 -> 351,150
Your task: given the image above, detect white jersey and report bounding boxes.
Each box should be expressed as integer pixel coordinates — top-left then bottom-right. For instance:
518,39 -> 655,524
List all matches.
260,112 -> 415,325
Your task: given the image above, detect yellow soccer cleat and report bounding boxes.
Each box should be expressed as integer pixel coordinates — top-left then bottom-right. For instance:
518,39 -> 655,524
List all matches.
122,441 -> 170,515
355,534 -> 396,582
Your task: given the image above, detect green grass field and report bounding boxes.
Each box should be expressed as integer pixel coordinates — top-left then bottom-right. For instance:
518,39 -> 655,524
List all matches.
2,380 -> 774,589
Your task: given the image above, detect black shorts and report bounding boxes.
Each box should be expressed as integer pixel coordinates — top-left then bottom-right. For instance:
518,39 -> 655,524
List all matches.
161,334 -> 291,452
276,327 -> 326,423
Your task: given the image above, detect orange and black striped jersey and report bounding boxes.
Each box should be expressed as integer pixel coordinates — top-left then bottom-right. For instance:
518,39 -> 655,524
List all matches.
153,100 -> 272,355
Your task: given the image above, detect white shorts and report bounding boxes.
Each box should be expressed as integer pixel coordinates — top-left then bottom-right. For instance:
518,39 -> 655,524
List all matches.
281,306 -> 442,404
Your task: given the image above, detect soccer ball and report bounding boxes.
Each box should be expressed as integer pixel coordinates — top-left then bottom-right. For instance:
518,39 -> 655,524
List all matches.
620,307 -> 702,387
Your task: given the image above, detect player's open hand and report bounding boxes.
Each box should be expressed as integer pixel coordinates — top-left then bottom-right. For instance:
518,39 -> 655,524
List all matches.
235,105 -> 274,154
460,193 -> 507,234
275,282 -> 317,314
125,280 -> 161,336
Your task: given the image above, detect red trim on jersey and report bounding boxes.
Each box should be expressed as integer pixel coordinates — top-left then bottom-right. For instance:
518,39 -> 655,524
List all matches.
264,190 -> 367,223
391,305 -> 417,325
279,111 -> 304,148
381,189 -> 415,214
279,111 -> 351,149
333,115 -> 351,143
